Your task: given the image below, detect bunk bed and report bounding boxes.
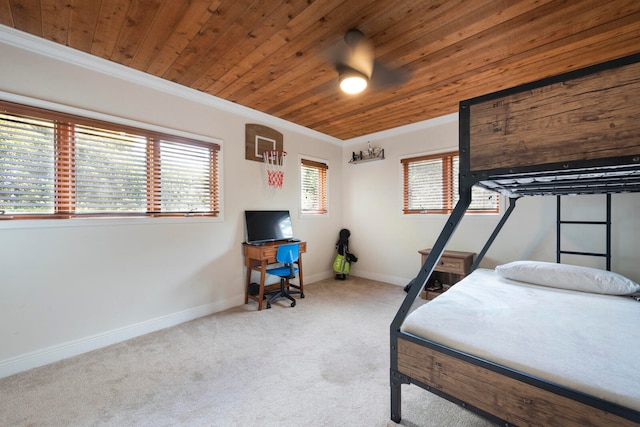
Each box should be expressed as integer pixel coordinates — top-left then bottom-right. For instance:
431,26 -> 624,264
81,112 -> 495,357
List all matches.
390,52 -> 640,427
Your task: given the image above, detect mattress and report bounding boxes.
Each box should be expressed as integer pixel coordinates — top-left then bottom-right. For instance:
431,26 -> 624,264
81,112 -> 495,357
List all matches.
401,268 -> 640,411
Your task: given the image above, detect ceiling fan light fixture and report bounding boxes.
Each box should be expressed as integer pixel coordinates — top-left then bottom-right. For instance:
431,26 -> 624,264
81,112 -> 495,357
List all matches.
339,70 -> 368,94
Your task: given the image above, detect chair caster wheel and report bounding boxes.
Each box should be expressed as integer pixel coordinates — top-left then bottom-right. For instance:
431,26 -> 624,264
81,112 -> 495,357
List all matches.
300,293 -> 305,298
291,301 -> 296,307
266,303 -> 271,309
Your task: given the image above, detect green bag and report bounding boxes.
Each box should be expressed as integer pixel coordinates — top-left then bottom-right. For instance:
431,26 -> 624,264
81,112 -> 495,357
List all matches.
333,254 -> 350,275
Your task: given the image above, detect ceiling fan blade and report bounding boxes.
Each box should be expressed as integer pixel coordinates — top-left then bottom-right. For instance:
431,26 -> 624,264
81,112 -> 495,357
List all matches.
370,61 -> 412,89
348,38 -> 374,78
326,29 -> 374,78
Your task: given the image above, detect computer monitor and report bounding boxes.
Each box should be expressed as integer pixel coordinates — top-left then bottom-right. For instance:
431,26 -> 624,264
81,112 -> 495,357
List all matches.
244,210 -> 294,244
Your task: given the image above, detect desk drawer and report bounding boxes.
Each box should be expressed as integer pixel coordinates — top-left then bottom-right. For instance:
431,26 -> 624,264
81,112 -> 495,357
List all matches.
243,241 -> 306,265
436,257 -> 465,274
262,243 -> 305,260
261,247 -> 277,260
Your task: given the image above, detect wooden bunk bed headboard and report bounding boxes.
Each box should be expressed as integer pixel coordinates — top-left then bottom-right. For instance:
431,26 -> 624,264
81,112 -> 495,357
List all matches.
459,53 -> 640,197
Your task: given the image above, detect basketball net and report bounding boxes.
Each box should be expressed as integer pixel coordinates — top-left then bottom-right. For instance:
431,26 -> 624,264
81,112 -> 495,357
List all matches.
263,150 -> 286,189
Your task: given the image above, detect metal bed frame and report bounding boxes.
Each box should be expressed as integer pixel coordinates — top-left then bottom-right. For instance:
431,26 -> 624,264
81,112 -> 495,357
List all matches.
390,53 -> 640,426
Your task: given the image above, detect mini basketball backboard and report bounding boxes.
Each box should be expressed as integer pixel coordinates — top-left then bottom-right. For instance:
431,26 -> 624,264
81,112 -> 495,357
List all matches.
245,124 -> 283,162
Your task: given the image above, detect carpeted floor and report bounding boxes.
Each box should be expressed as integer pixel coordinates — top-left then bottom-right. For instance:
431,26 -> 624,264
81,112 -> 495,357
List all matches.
0,277 -> 495,427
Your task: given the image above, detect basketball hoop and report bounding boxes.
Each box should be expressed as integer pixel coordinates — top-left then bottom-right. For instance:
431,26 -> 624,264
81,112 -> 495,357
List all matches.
263,150 -> 286,189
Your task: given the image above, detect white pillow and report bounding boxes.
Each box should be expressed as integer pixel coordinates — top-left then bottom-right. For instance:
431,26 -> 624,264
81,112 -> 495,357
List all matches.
495,260 -> 640,295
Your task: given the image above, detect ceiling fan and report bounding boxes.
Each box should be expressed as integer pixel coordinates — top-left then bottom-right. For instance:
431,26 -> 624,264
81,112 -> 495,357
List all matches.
329,29 -> 411,94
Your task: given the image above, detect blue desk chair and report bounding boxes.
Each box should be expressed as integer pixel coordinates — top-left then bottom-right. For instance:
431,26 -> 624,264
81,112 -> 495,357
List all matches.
265,243 -> 300,309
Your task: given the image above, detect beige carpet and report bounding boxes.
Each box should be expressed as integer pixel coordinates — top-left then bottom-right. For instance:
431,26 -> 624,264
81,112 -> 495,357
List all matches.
0,277 -> 495,427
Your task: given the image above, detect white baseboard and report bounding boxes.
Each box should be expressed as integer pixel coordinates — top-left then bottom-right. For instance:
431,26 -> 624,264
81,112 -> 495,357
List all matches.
304,270 -> 335,283
308,268 -> 408,287
351,270 -> 410,287
0,294 -> 244,379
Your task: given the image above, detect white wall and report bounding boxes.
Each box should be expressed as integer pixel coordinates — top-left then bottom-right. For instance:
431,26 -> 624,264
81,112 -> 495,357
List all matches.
342,116 -> 640,286
0,28 -> 343,376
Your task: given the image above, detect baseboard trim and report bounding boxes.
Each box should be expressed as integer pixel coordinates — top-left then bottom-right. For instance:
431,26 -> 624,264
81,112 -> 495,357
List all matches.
351,270 -> 410,287
303,270 -> 335,283
0,295 -> 243,379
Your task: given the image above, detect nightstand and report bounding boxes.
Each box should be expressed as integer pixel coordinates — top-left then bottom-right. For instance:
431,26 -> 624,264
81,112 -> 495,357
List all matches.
417,249 -> 475,300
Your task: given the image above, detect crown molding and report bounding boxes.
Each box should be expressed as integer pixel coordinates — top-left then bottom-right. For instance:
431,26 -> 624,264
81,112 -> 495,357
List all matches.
0,24 -> 342,145
343,112 -> 458,146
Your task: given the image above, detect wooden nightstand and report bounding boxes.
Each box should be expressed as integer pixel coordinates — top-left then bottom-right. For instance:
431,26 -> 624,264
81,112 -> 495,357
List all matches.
417,249 -> 475,300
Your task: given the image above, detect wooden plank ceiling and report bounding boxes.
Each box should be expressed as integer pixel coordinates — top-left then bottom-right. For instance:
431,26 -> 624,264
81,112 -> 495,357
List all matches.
1,0 -> 639,140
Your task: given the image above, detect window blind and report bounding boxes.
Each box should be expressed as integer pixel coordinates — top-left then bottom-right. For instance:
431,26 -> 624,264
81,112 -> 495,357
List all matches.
156,139 -> 217,214
402,153 -> 453,213
452,157 -> 499,211
73,124 -> 148,213
0,101 -> 220,219
402,152 -> 499,214
0,113 -> 56,214
301,158 -> 328,214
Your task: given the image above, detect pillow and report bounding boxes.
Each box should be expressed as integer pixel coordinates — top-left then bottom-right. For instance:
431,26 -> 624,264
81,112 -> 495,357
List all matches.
495,260 -> 640,295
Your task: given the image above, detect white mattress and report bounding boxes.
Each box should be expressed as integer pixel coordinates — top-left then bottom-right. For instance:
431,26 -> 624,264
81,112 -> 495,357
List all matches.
401,268 -> 640,411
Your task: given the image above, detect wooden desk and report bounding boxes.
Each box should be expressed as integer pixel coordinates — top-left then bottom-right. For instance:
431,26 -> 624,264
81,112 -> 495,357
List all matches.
243,241 -> 306,310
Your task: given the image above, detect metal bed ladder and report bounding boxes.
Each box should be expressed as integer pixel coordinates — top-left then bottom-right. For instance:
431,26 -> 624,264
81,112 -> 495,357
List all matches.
556,194 -> 611,270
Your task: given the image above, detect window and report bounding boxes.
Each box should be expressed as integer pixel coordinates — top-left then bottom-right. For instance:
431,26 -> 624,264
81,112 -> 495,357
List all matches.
300,158 -> 328,215
0,101 -> 220,219
402,151 -> 499,214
